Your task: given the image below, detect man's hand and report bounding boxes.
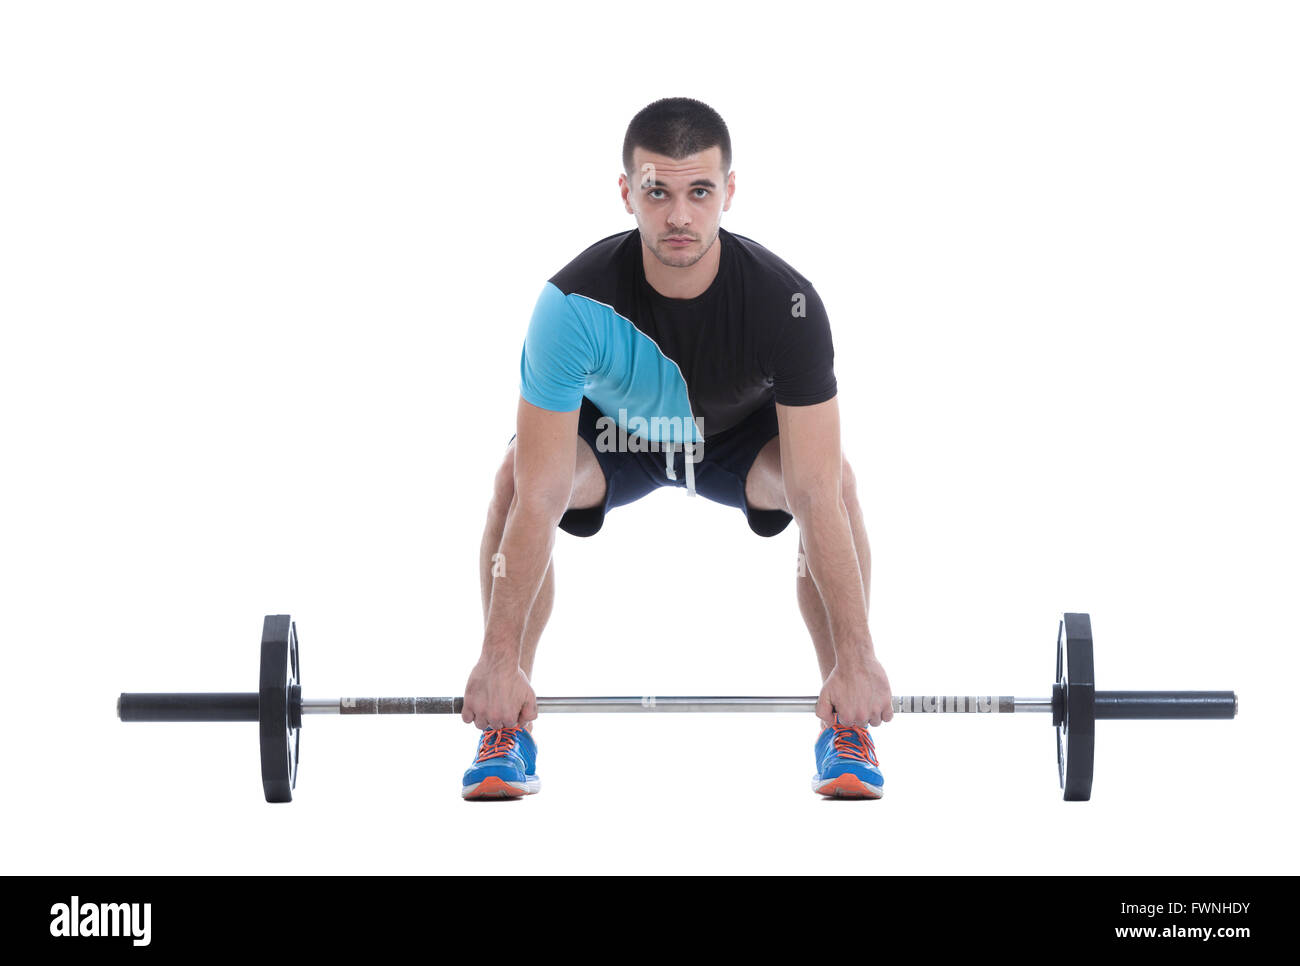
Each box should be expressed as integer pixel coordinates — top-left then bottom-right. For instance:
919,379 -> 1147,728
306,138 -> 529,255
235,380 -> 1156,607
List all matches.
461,650 -> 538,731
816,653 -> 893,728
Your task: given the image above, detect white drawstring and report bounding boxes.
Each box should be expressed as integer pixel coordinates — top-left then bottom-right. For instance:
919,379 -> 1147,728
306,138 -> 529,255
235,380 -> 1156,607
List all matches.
663,440 -> 698,497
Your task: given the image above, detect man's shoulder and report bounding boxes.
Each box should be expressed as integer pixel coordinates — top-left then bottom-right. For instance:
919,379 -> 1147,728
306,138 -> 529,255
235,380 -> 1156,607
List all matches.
722,229 -> 827,328
722,228 -> 816,292
547,229 -> 639,300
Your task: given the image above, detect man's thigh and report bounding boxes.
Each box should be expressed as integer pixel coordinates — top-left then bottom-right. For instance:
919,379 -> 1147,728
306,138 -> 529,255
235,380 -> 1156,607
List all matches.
744,436 -> 787,512
569,435 -> 606,510
684,399 -> 793,538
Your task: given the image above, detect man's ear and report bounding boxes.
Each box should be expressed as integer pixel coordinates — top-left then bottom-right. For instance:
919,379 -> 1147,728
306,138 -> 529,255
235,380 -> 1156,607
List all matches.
618,173 -> 634,214
723,169 -> 736,212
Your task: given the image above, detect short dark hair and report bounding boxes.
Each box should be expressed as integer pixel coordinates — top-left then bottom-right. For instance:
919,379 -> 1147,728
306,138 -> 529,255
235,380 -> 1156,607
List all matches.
622,97 -> 732,176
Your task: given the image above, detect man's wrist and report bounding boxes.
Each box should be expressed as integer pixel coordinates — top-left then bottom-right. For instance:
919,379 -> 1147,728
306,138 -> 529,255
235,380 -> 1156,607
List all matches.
480,634 -> 521,664
834,635 -> 876,668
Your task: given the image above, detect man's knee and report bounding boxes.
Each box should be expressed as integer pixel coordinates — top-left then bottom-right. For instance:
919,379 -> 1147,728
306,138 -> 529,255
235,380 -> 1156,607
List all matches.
841,455 -> 858,506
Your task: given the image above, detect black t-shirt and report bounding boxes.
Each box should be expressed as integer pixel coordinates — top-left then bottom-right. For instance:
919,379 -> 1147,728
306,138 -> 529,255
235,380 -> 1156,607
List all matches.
520,226 -> 836,442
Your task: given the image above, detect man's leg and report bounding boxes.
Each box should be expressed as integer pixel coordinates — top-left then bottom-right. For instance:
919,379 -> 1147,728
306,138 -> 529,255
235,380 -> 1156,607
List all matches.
480,434 -> 607,680
744,437 -> 872,683
745,437 -> 883,797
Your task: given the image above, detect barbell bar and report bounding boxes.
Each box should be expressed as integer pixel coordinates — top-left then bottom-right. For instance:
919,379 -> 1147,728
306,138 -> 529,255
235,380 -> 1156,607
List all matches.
117,613 -> 1237,803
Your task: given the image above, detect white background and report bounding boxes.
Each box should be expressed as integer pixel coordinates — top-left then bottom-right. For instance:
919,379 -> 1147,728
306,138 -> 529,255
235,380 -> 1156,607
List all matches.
2,1 -> 1295,875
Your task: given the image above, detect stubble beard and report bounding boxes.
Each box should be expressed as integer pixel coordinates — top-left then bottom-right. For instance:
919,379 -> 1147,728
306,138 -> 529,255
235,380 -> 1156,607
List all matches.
647,225 -> 721,269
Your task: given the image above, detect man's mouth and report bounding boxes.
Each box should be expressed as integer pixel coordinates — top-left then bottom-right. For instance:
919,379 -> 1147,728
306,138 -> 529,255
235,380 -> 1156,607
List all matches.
664,236 -> 695,247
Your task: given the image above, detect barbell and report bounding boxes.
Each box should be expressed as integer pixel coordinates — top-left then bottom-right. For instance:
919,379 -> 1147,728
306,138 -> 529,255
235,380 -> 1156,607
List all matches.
117,612 -> 1237,802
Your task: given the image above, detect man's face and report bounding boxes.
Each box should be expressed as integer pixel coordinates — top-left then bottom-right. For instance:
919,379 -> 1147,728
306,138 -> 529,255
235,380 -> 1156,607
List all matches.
619,146 -> 735,269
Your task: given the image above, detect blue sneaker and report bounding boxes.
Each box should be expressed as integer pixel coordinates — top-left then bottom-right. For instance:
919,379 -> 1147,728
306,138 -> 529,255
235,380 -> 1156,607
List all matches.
813,723 -> 884,799
462,727 -> 540,799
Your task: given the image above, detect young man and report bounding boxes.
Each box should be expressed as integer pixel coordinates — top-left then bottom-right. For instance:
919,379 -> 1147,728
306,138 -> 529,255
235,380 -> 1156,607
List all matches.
461,97 -> 893,799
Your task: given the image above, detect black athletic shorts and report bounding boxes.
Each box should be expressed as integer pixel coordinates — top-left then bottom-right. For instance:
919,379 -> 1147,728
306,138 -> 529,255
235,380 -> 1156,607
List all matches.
508,396 -> 794,539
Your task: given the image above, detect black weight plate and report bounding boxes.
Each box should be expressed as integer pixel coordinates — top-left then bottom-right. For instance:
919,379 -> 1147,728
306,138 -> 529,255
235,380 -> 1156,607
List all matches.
1055,612 -> 1095,801
1054,628 -> 1065,782
259,615 -> 300,803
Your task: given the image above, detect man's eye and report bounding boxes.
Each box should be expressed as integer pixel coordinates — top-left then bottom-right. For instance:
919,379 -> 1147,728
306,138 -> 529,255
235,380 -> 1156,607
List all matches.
645,187 -> 709,199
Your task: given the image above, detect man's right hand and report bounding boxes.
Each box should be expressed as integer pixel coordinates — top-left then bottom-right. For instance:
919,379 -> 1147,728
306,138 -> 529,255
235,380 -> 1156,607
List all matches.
461,650 -> 538,730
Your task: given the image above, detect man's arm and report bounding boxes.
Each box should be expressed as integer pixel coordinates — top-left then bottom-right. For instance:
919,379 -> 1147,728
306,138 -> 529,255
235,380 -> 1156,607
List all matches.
483,396 -> 578,646
461,396 -> 577,730
776,396 -> 893,727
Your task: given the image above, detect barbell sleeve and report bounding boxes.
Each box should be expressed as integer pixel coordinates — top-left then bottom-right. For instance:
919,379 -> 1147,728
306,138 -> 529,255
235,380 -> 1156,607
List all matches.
118,692 -> 260,722
1093,691 -> 1238,719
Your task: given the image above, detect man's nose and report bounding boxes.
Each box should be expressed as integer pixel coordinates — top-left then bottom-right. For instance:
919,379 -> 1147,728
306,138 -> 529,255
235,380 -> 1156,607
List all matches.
667,202 -> 691,230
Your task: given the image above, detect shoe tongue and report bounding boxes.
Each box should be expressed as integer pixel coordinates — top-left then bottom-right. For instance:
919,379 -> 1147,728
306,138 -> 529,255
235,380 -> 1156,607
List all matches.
836,725 -> 867,746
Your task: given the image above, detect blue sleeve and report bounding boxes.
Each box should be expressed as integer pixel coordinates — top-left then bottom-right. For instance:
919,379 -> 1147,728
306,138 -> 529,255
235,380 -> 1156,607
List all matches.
519,282 -> 594,412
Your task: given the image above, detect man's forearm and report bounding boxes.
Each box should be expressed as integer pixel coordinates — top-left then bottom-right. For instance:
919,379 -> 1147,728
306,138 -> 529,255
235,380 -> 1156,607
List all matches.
794,496 -> 874,664
482,497 -> 562,659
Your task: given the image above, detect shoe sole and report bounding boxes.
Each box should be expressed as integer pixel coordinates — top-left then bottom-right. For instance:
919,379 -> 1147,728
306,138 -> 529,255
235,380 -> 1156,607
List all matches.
462,775 -> 541,800
812,774 -> 883,799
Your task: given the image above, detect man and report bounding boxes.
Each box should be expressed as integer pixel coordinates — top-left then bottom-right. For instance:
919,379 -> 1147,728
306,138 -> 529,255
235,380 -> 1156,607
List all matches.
461,97 -> 893,800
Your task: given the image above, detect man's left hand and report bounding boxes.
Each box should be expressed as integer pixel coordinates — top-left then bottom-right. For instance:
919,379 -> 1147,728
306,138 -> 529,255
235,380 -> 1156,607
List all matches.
816,652 -> 893,728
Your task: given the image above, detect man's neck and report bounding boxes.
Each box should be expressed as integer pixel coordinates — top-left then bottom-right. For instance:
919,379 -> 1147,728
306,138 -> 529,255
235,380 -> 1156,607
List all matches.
642,232 -> 724,300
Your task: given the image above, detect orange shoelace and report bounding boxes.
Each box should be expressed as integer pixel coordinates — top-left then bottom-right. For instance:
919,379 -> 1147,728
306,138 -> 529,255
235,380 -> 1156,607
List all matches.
475,728 -> 520,763
832,724 -> 879,767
